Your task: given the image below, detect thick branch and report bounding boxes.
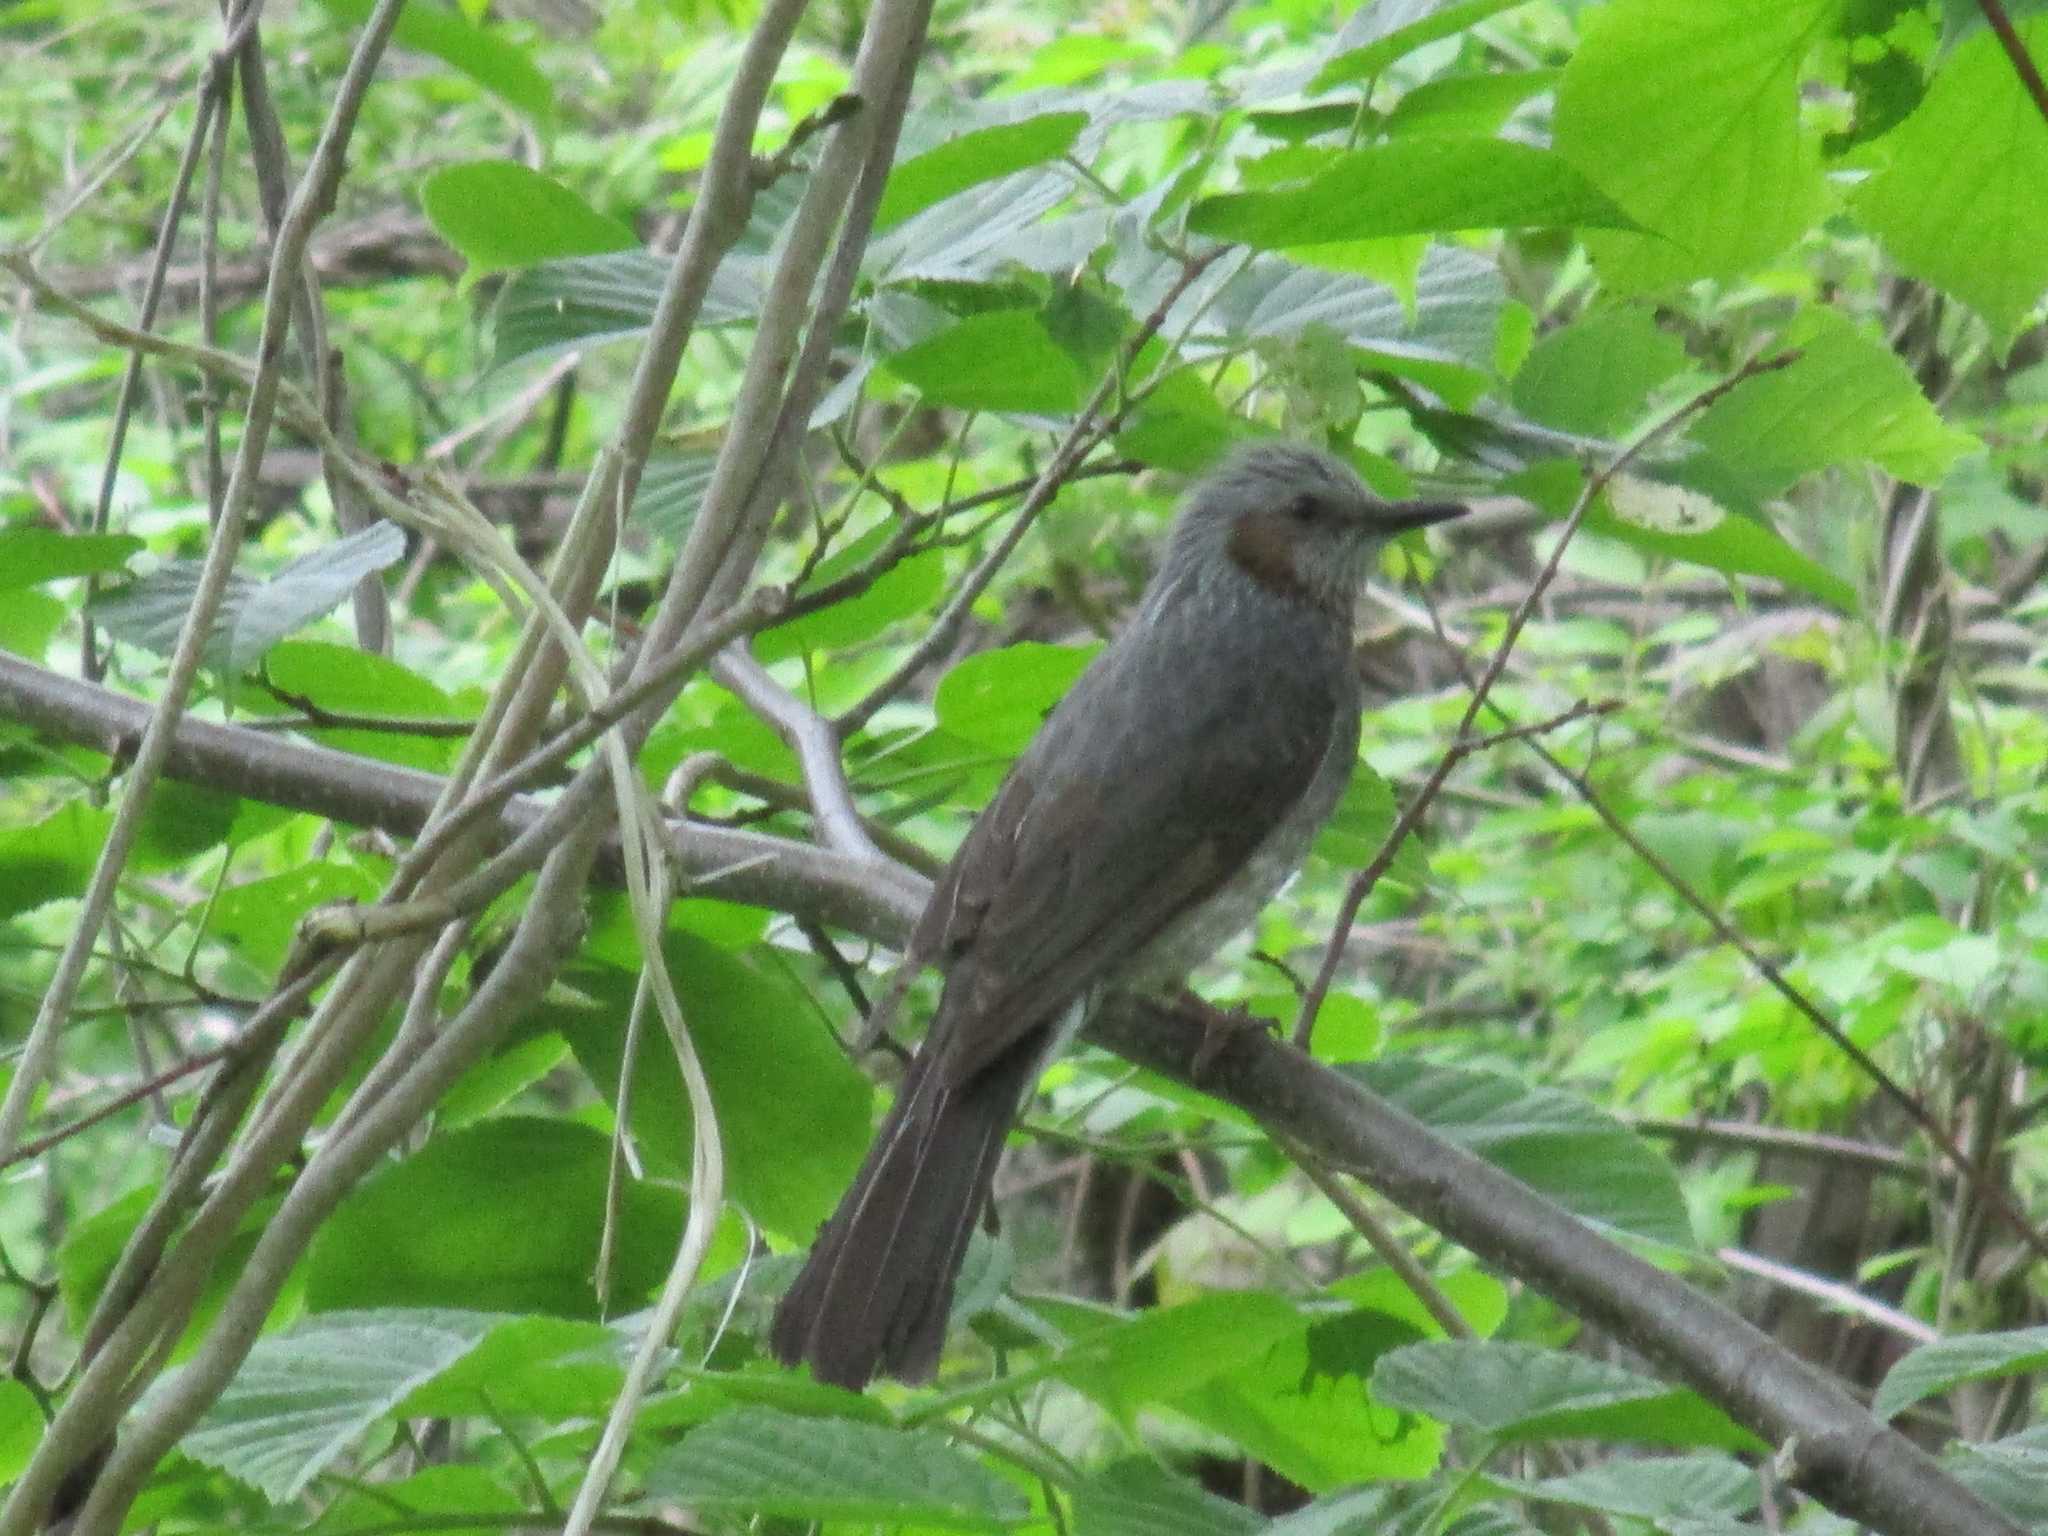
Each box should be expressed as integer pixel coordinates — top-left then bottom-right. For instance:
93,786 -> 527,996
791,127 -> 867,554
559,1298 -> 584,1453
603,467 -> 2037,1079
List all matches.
1085,997 -> 2022,1536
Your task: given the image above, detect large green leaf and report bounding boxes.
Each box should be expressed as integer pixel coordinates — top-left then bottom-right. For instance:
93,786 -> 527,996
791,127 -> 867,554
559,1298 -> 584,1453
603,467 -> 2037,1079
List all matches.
421,160 -> 635,271
883,309 -> 1089,414
1071,1460 -> 1261,1536
1510,306 -> 1688,436
1345,1058 -> 1695,1249
1555,0 -> 1838,289
542,934 -> 872,1240
91,522 -> 407,678
1873,1324 -> 2048,1421
169,1310 -> 501,1503
310,0 -> 551,121
0,799 -> 111,919
0,528 -> 142,588
1314,0 -> 1529,90
1191,140 -> 1635,246
933,641 -> 1099,755
1374,1341 -> 1765,1451
1689,310 -> 1976,494
641,1407 -> 1028,1529
303,1118 -> 684,1315
877,111 -> 1089,229
1851,18 -> 2048,344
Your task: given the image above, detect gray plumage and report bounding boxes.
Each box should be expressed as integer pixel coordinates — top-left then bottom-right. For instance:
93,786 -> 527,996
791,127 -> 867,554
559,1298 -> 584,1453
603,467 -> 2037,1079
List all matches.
771,441 -> 1464,1388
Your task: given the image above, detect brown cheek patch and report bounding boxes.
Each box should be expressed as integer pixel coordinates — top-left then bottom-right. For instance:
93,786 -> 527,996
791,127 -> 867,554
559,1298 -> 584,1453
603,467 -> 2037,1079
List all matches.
1226,509 -> 1310,601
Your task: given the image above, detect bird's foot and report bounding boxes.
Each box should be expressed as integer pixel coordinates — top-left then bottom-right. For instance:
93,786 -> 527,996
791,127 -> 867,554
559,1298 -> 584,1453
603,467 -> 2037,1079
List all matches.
1175,991 -> 1275,1080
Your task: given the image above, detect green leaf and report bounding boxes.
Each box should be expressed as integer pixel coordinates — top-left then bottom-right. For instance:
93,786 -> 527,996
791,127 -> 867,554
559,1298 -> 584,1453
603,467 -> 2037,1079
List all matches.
1510,307 -> 1688,436
310,0 -> 551,121
543,935 -> 872,1240
0,528 -> 143,588
421,160 -> 635,271
1314,0 -> 1528,90
0,799 -> 112,919
876,111 -> 1088,230
396,1313 -> 627,1419
1312,762 -> 1413,878
243,640 -> 466,771
1874,1324 -> 2048,1421
884,310 -> 1088,414
0,1380 -> 42,1487
641,1407 -> 1028,1529
1374,1341 -> 1765,1451
170,1309 -> 500,1502
1179,1304 -> 1445,1489
1185,248 -> 1506,401
1584,474 -> 1859,611
756,528 -> 947,660
92,522 -> 407,677
303,1119 -> 684,1316
1851,19 -> 2048,344
0,589 -> 63,659
208,863 -> 382,975
1190,140 -> 1636,246
631,451 -> 720,542
1690,311 -> 1976,495
1518,1454 -> 1757,1521
934,642 -> 1099,755
492,250 -> 760,368
1071,1460 -> 1261,1536
1384,69 -> 1561,137
1057,1291 -> 1307,1414
1555,0 -> 1837,290
1344,1058 -> 1696,1249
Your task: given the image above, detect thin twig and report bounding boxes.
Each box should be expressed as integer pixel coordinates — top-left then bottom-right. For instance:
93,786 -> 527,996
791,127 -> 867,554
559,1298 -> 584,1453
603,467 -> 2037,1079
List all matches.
833,247 -> 1231,737
713,647 -> 885,863
1976,0 -> 2048,128
1290,347 -> 1799,1051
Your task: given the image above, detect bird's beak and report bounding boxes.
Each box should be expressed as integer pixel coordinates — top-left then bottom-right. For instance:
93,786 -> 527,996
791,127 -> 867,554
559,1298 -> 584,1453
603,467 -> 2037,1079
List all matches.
1379,500 -> 1469,533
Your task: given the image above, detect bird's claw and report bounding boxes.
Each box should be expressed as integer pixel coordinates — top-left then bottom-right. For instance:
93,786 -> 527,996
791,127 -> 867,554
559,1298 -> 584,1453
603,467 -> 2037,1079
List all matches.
1180,992 -> 1276,1080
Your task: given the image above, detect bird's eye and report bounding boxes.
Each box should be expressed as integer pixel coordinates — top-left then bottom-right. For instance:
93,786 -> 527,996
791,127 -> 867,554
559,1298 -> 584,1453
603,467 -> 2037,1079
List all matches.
1288,494 -> 1321,523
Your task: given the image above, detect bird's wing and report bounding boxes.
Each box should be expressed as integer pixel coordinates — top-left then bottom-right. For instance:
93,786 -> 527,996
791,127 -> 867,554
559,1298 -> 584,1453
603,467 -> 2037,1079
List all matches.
917,604 -> 1347,1087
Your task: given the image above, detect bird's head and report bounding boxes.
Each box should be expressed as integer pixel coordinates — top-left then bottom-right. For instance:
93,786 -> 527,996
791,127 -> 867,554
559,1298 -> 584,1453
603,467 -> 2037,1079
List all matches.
1168,441 -> 1466,615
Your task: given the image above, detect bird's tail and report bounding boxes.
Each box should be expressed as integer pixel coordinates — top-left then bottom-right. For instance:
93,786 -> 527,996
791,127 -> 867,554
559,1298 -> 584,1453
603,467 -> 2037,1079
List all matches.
770,1038 -> 1038,1389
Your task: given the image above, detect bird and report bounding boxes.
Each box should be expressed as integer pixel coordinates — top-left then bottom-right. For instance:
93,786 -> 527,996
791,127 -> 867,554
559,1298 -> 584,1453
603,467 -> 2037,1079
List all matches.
770,440 -> 1466,1389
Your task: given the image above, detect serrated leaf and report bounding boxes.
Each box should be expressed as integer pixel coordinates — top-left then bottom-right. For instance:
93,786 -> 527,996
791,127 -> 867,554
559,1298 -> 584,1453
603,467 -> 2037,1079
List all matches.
0,1380 -> 40,1487
867,166 -> 1080,284
1191,140 -> 1635,246
1344,1058 -> 1695,1248
310,0 -> 550,121
1690,311 -> 1976,494
631,451 -> 721,542
171,1310 -> 501,1502
1374,1341 -> 1764,1451
421,160 -> 634,271
92,523 -> 406,677
1511,307 -> 1688,436
641,1407 -> 1027,1529
1873,1324 -> 2048,1421
1852,18 -> 2048,343
1555,0 -> 1836,290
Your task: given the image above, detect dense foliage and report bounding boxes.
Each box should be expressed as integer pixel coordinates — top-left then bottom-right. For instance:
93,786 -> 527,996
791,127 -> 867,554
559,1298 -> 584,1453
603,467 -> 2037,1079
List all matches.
1,0 -> 2046,1532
